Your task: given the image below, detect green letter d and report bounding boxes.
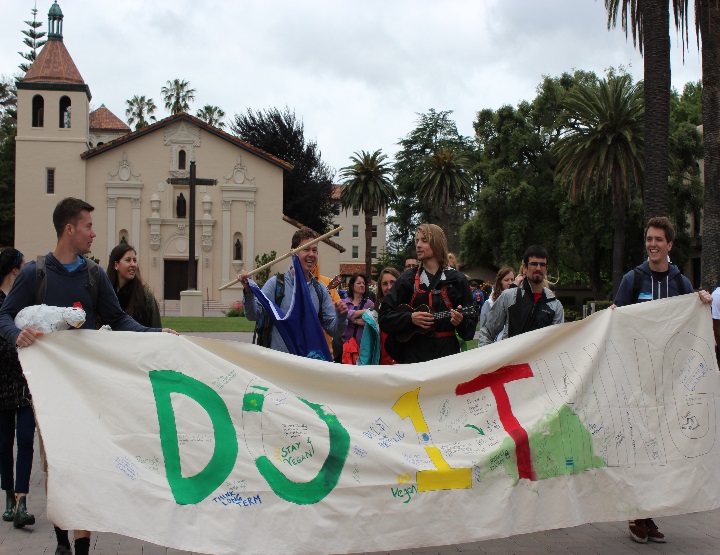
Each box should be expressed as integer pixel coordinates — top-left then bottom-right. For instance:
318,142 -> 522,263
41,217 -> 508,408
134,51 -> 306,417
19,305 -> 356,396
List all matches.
150,370 -> 238,505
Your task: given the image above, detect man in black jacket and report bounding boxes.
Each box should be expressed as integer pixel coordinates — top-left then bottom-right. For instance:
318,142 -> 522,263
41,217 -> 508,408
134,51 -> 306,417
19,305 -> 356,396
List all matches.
477,245 -> 563,347
379,224 -> 476,363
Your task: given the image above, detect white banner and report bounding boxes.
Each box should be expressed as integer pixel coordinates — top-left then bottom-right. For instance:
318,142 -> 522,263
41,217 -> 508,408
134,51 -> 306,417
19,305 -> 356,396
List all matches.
18,295 -> 720,555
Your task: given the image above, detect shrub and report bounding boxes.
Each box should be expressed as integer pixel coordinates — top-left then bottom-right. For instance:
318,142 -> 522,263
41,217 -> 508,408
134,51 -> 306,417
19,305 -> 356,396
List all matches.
225,300 -> 244,317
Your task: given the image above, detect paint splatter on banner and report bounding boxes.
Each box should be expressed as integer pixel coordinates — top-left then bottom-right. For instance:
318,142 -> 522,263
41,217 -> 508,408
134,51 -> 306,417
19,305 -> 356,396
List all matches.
19,295 -> 720,555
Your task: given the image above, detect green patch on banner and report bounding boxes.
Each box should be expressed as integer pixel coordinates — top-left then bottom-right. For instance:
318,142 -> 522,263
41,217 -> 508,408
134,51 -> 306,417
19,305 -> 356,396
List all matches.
491,405 -> 605,481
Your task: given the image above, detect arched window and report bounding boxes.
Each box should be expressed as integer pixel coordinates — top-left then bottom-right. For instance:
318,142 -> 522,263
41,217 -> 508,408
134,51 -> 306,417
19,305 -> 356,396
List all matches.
32,95 -> 44,127
59,96 -> 71,128
178,149 -> 186,170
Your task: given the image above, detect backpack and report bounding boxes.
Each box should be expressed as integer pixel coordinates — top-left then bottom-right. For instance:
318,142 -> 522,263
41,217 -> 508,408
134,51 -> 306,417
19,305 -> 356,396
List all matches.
35,255 -> 101,312
630,267 -> 687,304
252,273 -> 325,347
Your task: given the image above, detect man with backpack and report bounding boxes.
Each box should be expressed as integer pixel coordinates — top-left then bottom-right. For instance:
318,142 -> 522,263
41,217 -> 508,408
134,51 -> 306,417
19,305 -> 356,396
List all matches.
477,245 -> 564,347
239,228 -> 348,355
0,197 -> 175,555
613,216 -> 713,544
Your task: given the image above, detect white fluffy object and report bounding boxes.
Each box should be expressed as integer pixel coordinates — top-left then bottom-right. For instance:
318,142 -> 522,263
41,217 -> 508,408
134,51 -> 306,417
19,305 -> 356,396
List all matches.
15,304 -> 86,333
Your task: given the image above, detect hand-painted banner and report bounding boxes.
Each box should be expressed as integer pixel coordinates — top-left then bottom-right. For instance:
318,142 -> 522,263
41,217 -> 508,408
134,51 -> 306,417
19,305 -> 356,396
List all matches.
18,295 -> 720,555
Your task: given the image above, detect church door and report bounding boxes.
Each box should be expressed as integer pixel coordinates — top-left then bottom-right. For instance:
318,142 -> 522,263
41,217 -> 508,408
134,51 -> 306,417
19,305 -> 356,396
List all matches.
164,260 -> 197,300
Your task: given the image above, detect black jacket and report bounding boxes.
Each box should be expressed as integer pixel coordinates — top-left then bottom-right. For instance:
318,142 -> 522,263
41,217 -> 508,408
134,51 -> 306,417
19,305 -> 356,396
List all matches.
477,279 -> 564,347
0,291 -> 31,411
379,266 -> 476,363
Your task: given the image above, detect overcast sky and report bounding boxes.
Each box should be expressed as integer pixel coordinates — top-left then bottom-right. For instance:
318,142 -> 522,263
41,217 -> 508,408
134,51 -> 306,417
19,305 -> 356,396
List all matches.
0,0 -> 703,175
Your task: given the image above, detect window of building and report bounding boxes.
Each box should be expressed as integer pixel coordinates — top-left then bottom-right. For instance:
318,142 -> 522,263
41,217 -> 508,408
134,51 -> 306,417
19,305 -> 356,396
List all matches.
372,225 -> 377,238
332,203 -> 340,216
372,208 -> 379,216
46,168 -> 55,194
352,246 -> 359,259
352,225 -> 359,238
352,207 -> 359,216
178,149 -> 187,170
32,95 -> 44,127
371,246 -> 377,259
59,96 -> 71,128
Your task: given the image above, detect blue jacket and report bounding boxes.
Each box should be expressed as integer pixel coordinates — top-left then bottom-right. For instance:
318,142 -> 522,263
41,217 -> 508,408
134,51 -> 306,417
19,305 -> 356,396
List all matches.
614,260 -> 692,307
0,253 -> 159,345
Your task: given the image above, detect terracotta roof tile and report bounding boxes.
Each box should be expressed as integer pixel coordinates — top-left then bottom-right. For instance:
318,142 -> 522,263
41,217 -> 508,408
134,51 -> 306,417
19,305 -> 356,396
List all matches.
23,40 -> 85,85
89,106 -> 130,133
332,185 -> 344,200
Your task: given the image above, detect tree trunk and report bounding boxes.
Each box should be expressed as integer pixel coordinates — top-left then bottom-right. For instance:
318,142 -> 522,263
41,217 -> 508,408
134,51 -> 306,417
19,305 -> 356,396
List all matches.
441,196 -> 450,242
642,5 -> 671,223
589,247 -> 605,300
612,176 -> 627,296
701,0 -> 720,289
364,209 -> 373,281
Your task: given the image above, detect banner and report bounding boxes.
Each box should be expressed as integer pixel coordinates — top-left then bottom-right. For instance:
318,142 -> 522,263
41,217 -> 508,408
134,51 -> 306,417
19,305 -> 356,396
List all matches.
18,295 -> 720,555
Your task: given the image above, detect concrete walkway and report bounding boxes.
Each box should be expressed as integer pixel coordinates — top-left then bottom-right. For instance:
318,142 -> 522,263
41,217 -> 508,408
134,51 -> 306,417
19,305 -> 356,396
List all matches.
3,333 -> 720,554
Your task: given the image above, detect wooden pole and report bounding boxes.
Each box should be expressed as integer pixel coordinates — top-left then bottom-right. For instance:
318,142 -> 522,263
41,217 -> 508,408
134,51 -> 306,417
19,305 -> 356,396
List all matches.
218,226 -> 343,290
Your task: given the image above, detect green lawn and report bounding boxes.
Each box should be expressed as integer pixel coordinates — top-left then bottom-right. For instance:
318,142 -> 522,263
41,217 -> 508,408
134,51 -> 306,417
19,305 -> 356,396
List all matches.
161,316 -> 255,332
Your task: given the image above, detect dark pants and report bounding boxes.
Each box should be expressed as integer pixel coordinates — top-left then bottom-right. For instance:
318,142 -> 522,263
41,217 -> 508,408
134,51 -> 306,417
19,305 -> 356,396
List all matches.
0,405 -> 36,494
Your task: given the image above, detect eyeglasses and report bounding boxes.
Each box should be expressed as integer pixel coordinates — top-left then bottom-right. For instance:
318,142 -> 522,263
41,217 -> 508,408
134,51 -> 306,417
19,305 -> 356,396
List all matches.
527,261 -> 547,268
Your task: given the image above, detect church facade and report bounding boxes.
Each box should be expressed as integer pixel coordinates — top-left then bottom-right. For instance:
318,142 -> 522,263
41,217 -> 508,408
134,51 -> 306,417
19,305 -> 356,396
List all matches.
14,2 -> 341,305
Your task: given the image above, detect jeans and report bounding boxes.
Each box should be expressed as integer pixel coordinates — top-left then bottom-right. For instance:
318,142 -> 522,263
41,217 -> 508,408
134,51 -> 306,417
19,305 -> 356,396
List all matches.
0,405 -> 36,494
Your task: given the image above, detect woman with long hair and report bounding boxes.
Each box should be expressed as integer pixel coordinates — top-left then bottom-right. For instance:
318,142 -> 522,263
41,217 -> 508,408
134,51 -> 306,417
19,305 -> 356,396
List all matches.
0,247 -> 35,528
375,267 -> 400,365
341,273 -> 374,363
379,224 -> 476,363
106,244 -> 161,328
479,266 -> 516,337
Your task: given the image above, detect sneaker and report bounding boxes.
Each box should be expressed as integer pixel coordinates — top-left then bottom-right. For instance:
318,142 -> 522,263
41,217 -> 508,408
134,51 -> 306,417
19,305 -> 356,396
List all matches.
628,519 -> 648,543
645,518 -> 666,543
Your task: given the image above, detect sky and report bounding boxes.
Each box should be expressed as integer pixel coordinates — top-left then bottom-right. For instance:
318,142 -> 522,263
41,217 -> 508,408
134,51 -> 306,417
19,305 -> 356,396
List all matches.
0,0 -> 704,175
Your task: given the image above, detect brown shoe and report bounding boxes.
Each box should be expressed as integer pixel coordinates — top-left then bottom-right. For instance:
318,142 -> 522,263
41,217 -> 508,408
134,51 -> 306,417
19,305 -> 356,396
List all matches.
645,518 -> 666,543
628,519 -> 648,543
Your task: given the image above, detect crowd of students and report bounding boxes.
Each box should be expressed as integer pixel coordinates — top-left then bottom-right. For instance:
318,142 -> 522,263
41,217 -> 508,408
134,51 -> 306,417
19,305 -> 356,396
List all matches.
0,196 -> 717,553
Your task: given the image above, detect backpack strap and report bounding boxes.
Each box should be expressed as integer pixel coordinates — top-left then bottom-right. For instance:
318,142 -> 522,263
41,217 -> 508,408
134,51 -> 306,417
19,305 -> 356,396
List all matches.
86,258 -> 101,313
310,278 -> 325,324
35,256 -> 47,305
275,273 -> 285,305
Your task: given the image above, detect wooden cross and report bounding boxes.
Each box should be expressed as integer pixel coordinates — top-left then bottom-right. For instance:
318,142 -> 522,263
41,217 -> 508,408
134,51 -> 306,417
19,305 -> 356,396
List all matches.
167,160 -> 217,290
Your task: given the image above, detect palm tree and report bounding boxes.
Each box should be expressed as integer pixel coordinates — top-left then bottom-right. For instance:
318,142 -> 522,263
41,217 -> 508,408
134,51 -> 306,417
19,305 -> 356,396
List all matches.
553,74 -> 645,295
161,79 -> 196,114
340,150 -> 397,280
417,148 -> 474,236
125,95 -> 157,131
196,105 -> 226,128
604,1 -> 687,223
696,0 -> 720,288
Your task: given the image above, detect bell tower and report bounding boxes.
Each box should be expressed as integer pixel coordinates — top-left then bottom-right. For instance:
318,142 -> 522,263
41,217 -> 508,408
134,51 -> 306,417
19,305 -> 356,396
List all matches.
15,1 -> 91,253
